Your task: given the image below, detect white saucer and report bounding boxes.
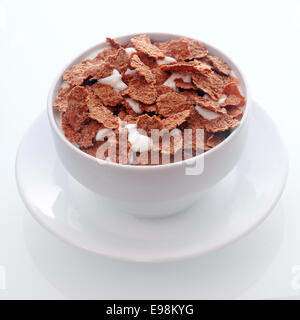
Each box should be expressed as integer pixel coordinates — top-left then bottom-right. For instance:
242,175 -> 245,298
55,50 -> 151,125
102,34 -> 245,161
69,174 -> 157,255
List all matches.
16,101 -> 288,262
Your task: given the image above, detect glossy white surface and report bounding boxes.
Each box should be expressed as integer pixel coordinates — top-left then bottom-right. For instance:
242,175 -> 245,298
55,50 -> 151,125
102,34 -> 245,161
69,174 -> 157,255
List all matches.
2,0 -> 300,299
15,102 -> 287,262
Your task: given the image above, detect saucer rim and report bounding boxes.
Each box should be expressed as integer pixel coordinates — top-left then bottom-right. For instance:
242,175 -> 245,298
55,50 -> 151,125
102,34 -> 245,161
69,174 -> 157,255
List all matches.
15,100 -> 289,263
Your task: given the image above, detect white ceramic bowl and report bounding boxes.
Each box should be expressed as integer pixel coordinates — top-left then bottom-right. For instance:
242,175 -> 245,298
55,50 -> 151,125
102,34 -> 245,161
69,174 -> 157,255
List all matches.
47,33 -> 251,218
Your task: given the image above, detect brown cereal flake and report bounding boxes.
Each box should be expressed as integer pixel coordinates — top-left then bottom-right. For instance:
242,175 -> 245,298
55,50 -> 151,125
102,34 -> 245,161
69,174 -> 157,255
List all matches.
136,52 -> 158,68
64,86 -> 89,132
106,37 -> 122,49
121,74 -> 157,104
160,60 -> 212,74
121,72 -> 135,85
130,54 -> 156,84
221,94 -> 245,107
118,110 -> 138,124
181,110 -> 207,152
95,47 -> 118,60
81,140 -> 106,157
222,83 -> 245,107
204,114 -> 240,133
156,85 -> 173,95
194,96 -> 227,114
86,86 -> 102,107
121,99 -> 142,115
174,78 -> 197,90
151,67 -> 170,85
156,92 -> 192,117
61,114 -> 76,142
106,130 -> 131,164
226,106 -> 244,119
161,132 -> 183,155
192,71 -> 227,101
131,35 -> 164,59
194,130 -> 209,152
123,43 -> 135,49
88,101 -> 119,129
158,39 -> 191,61
74,120 -> 102,148
106,47 -> 129,74
118,139 -> 132,165
140,103 -> 157,114
185,107 -> 206,130
116,108 -> 127,120
53,86 -> 73,112
90,82 -> 123,106
124,114 -> 138,124
161,110 -> 191,131
206,55 -> 231,76
137,114 -> 162,136
179,90 -> 200,104
63,60 -> 113,86
117,107 -> 138,123
206,131 -> 230,148
186,39 -> 208,59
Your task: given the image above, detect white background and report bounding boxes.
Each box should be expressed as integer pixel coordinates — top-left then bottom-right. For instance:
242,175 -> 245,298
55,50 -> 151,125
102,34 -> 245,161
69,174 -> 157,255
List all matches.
1,0 -> 300,299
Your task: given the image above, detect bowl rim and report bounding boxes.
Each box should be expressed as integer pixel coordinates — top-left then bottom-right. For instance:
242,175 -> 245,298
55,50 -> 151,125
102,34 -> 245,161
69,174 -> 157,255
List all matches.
47,32 -> 251,171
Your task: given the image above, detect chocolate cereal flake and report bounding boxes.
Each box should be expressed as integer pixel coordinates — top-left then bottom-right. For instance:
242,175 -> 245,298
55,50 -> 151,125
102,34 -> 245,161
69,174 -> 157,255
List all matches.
106,48 -> 129,74
61,115 -> 76,142
156,92 -> 192,117
193,96 -> 227,114
160,60 -> 211,74
151,67 -> 170,85
174,79 -> 197,90
88,102 -> 119,130
221,94 -> 245,108
106,37 -> 122,49
121,74 -> 157,104
206,131 -> 230,148
130,54 -> 156,84
204,114 -> 240,133
221,83 -> 245,107
156,85 -> 173,95
161,110 -> 191,131
81,140 -> 106,157
90,83 -> 123,106
158,39 -> 191,61
74,120 -> 101,148
161,132 -> 183,155
136,52 -> 158,68
206,55 -> 231,76
53,86 -> 73,112
186,39 -> 208,59
192,71 -> 228,101
137,114 -> 162,136
64,86 -> 89,132
131,35 -> 164,59
96,47 -> 118,61
226,106 -> 244,119
63,60 -> 113,86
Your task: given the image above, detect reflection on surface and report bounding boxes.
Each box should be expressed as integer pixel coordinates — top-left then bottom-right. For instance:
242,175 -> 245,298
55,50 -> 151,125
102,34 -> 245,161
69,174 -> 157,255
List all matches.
46,157 -> 259,259
23,203 -> 284,299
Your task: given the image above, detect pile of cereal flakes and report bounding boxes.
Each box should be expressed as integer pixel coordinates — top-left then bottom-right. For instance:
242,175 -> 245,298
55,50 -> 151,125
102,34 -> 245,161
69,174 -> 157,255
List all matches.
54,35 -> 246,165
